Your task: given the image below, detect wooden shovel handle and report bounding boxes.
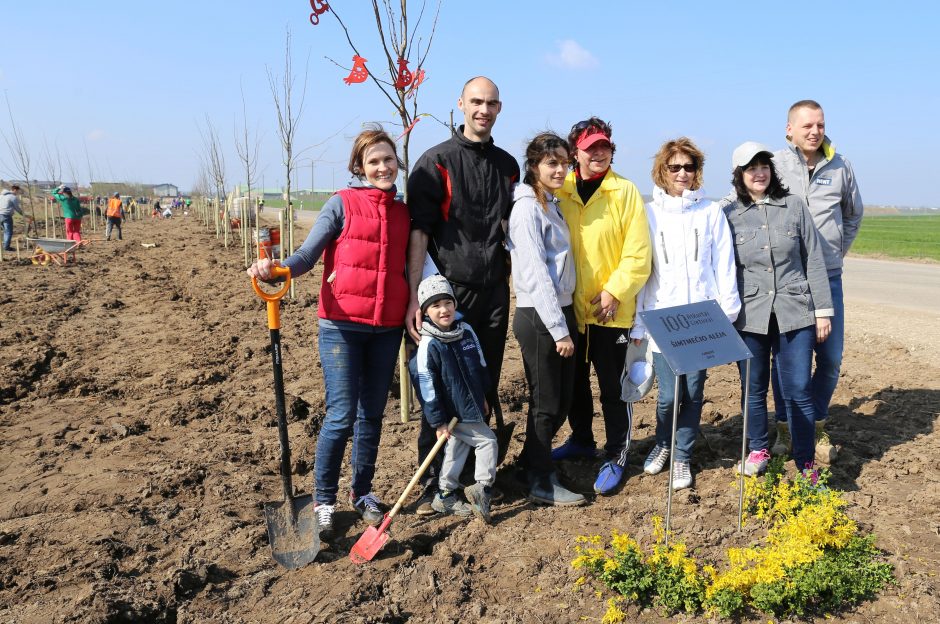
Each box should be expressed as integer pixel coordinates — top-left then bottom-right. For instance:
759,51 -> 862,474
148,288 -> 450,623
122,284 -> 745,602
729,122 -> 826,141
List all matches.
387,417 -> 458,520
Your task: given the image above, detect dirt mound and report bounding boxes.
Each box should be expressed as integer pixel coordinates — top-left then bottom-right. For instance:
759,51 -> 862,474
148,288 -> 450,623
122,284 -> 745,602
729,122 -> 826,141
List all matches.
1,217 -> 937,623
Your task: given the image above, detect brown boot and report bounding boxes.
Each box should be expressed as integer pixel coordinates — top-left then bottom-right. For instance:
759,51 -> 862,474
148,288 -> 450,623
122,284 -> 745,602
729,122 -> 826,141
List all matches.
814,420 -> 838,464
771,421 -> 791,456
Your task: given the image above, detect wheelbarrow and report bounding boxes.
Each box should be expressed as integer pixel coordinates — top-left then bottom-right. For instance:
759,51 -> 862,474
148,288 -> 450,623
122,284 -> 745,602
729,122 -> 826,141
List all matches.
27,237 -> 90,266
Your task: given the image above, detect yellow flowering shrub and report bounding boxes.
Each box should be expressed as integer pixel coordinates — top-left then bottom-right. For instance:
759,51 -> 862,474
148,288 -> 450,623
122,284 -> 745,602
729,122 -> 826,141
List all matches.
572,465 -> 893,618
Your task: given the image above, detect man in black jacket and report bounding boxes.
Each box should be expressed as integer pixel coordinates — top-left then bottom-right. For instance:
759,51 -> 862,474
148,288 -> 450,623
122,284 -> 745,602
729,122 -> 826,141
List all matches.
406,76 -> 519,514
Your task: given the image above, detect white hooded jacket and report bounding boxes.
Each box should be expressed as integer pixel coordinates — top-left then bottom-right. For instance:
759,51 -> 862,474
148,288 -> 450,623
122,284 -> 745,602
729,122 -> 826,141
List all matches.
631,186 -> 741,352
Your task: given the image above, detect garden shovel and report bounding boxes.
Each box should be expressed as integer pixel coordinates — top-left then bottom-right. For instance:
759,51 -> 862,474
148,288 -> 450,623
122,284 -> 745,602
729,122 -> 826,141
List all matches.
349,416 -> 459,564
252,267 -> 319,569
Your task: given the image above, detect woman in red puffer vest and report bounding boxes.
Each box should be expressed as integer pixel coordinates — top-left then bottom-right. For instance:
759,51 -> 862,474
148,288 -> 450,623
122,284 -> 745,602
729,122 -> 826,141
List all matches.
247,125 -> 409,540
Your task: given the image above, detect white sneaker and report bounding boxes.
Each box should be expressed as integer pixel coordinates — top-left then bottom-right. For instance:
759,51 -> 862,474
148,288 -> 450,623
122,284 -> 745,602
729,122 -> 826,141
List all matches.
315,504 -> 335,539
644,444 -> 670,475
736,449 -> 771,477
671,461 -> 693,491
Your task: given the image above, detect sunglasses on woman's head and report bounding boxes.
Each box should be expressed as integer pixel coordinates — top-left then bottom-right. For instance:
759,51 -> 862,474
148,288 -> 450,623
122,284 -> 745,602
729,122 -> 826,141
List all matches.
666,164 -> 697,173
571,120 -> 610,136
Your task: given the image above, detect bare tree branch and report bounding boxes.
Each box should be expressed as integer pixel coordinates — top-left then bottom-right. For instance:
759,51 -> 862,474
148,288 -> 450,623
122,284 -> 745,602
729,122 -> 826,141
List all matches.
234,80 -> 261,208
326,5 -> 401,112
1,93 -> 36,220
198,114 -> 227,208
267,27 -> 310,264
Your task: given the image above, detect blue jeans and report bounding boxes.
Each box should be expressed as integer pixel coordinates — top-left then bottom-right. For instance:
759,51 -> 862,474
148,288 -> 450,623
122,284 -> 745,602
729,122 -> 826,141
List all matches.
652,352 -> 706,463
738,321 -> 818,468
2,214 -> 13,250
772,273 -> 844,422
314,325 -> 402,505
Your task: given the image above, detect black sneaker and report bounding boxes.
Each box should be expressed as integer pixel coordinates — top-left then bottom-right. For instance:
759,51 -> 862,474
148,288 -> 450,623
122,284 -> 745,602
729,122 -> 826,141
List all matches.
349,491 -> 385,526
529,473 -> 586,507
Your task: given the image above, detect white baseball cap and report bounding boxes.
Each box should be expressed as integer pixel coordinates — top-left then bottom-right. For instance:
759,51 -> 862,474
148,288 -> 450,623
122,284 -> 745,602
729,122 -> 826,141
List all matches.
732,141 -> 774,168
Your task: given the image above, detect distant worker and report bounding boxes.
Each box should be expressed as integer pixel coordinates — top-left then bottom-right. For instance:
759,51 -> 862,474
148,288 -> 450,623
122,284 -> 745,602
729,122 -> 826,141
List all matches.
1,184 -> 31,251
162,203 -> 173,219
106,192 -> 125,241
152,200 -> 162,219
51,186 -> 83,242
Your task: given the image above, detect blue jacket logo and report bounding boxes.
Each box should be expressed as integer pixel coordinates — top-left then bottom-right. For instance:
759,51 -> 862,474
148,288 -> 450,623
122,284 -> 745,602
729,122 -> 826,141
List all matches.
814,177 -> 832,186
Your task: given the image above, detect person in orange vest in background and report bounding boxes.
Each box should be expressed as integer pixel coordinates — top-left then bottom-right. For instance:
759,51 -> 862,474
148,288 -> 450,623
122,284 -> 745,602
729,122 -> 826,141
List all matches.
106,192 -> 125,241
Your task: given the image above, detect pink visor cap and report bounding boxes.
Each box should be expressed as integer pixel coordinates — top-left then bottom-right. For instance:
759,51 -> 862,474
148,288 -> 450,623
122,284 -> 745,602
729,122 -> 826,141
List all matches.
575,128 -> 611,151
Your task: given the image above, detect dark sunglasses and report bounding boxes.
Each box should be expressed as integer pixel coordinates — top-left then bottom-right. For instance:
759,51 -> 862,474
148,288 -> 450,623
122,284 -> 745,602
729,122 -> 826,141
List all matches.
666,163 -> 697,173
571,119 -> 611,137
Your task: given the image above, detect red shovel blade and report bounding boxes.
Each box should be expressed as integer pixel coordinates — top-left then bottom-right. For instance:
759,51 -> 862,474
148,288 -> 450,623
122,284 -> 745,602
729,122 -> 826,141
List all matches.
349,514 -> 393,564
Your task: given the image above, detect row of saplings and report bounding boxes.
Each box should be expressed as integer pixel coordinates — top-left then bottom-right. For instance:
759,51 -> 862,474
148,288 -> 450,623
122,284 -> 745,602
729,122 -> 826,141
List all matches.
572,457 -> 894,620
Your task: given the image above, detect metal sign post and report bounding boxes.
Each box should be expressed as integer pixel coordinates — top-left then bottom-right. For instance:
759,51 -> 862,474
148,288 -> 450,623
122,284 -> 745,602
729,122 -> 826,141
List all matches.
639,300 -> 753,545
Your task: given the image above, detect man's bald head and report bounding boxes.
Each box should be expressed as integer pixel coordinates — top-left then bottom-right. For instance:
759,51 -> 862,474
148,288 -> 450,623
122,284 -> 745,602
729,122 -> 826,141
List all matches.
461,76 -> 499,99
458,76 -> 502,142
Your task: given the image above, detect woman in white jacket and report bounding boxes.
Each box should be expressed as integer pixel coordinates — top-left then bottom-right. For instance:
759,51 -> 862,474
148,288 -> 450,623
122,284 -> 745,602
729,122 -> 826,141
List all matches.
631,138 -> 740,490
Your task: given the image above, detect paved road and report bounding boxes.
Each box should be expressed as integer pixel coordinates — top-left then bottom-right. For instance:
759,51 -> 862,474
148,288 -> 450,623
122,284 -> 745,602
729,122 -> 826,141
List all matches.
843,257 -> 940,314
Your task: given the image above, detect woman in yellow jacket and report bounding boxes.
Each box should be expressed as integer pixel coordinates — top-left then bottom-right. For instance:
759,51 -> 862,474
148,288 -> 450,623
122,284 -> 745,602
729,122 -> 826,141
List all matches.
551,117 -> 652,495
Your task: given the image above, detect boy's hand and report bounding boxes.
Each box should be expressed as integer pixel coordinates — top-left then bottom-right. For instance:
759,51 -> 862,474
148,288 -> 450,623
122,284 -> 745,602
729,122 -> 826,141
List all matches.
435,424 -> 451,440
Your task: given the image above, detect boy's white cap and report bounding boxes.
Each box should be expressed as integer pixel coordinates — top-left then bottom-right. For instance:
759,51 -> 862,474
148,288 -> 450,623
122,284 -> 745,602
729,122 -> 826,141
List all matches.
620,339 -> 655,403
417,274 -> 455,313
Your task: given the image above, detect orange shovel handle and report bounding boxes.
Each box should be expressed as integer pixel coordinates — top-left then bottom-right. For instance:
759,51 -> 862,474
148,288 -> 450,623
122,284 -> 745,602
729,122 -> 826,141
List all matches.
251,266 -> 292,330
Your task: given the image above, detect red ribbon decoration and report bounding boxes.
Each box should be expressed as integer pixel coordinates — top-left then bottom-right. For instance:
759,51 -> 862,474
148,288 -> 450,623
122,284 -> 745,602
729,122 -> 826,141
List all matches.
343,56 -> 369,85
392,58 -> 413,89
309,0 -> 330,25
406,69 -> 426,99
396,116 -> 422,141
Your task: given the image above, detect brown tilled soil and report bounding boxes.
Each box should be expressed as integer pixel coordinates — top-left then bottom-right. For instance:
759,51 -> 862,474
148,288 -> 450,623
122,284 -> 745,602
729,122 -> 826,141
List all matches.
1,215 -> 938,623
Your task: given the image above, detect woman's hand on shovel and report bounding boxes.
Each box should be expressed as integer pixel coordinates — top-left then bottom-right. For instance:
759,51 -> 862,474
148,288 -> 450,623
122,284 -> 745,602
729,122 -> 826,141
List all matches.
435,424 -> 451,440
247,258 -> 279,282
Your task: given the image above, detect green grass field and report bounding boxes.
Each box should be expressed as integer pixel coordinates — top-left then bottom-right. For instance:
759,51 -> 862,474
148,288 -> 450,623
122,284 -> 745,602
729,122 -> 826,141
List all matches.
261,195 -> 327,211
852,213 -> 940,261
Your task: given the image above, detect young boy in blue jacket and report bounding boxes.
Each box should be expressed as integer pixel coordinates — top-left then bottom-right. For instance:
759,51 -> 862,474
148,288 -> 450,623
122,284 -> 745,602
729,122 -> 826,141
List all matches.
411,274 -> 497,523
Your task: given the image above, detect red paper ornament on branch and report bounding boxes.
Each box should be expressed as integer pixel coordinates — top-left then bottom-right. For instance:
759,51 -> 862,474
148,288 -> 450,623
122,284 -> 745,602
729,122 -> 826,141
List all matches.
392,58 -> 413,89
343,56 -> 369,85
309,0 -> 329,25
396,115 -> 424,141
406,69 -> 426,99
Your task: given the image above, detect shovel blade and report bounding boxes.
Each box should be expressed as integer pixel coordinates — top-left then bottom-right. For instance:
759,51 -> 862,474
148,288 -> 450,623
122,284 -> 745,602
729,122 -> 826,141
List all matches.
264,494 -> 319,569
349,516 -> 391,564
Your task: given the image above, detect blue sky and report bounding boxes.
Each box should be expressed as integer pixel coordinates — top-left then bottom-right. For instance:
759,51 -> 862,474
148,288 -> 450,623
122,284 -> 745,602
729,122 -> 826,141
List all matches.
2,1 -> 937,207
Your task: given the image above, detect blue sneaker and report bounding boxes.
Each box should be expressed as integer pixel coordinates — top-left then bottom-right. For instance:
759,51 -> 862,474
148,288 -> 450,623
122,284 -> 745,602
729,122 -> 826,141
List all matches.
550,438 -> 597,461
593,461 -> 625,495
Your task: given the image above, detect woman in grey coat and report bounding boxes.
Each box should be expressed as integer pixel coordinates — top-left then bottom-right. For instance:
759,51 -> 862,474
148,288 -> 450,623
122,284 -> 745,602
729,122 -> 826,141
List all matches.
723,142 -> 833,476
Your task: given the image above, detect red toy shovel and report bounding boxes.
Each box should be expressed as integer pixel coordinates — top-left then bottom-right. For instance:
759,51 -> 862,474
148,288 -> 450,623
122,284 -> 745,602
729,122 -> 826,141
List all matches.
349,417 -> 458,563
